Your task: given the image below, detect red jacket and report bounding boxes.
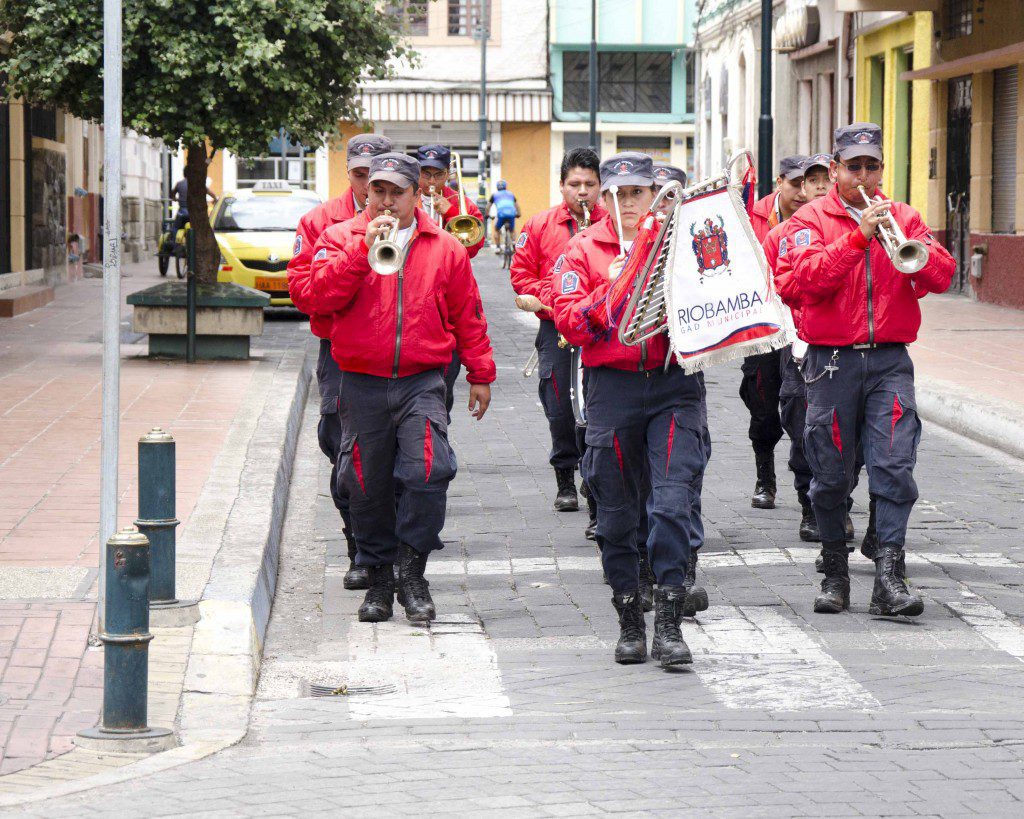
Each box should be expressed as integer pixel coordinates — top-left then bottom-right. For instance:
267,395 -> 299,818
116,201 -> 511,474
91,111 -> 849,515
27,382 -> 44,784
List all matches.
550,218 -> 670,371
750,192 -> 777,245
763,220 -> 804,334
777,187 -> 955,346
287,187 -> 362,338
436,185 -> 485,259
308,208 -> 495,384
510,200 -> 607,322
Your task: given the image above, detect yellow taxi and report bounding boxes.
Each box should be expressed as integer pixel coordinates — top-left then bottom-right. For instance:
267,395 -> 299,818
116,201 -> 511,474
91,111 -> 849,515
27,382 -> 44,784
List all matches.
213,181 -> 321,306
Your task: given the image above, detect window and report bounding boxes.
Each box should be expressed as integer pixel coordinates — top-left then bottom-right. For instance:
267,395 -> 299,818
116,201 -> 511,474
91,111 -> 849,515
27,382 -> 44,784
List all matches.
562,51 -> 673,114
28,106 -> 57,141
685,51 -> 695,114
387,0 -> 428,35
236,133 -> 317,191
448,0 -> 489,37
942,0 -> 972,40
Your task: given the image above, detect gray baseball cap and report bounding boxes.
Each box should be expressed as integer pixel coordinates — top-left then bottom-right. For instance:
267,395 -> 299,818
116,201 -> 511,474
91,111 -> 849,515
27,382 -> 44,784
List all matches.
779,155 -> 808,181
802,153 -> 832,175
368,152 -> 420,189
347,135 -> 394,169
599,152 -> 655,192
833,123 -> 883,161
653,163 -> 688,188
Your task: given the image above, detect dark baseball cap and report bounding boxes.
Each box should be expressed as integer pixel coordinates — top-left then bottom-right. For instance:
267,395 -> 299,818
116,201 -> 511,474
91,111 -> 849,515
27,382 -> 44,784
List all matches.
779,155 -> 808,181
369,152 -> 420,189
833,123 -> 883,161
416,144 -> 451,171
653,163 -> 688,188
347,135 -> 393,169
599,152 -> 655,192
802,153 -> 832,175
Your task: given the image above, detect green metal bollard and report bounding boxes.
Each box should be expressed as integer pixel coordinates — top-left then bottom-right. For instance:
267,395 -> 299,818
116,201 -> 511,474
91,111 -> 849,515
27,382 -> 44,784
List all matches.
76,527 -> 173,747
135,428 -> 180,606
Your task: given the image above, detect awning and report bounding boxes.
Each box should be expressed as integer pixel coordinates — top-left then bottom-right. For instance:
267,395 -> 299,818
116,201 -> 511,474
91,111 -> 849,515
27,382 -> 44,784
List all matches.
902,42 -> 1024,81
836,0 -> 936,11
357,90 -> 552,123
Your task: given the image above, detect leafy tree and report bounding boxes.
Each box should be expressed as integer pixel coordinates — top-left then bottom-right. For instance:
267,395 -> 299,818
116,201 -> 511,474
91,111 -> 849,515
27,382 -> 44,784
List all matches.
0,0 -> 408,283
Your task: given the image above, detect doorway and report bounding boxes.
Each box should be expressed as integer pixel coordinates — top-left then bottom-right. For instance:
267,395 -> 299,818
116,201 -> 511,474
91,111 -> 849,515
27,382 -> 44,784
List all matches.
945,76 -> 971,292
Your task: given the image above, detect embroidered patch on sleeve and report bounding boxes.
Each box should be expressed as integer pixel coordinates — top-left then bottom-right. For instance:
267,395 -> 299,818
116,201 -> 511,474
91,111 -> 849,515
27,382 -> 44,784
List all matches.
794,228 -> 811,247
778,237 -> 788,257
293,235 -> 302,255
313,248 -> 327,262
560,271 -> 579,294
515,232 -> 528,249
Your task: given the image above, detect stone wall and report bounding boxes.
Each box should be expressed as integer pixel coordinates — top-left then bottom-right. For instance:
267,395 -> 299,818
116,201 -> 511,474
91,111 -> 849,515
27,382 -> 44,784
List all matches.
30,147 -> 67,281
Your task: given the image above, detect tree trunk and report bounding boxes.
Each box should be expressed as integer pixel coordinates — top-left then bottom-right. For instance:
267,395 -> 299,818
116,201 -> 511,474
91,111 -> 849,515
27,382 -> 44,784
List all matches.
184,144 -> 219,285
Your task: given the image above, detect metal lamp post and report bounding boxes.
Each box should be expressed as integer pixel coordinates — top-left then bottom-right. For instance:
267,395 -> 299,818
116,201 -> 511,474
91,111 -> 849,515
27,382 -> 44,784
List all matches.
757,0 -> 774,197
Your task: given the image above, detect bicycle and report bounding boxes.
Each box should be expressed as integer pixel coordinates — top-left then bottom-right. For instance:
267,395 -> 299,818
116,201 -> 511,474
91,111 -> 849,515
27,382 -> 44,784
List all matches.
500,223 -> 515,270
157,217 -> 190,279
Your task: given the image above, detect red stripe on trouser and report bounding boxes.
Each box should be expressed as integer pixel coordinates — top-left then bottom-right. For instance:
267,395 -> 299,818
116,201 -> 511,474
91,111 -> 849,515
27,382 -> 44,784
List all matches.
352,440 -> 366,493
551,372 -> 560,402
831,410 -> 842,455
613,433 -> 624,474
424,419 -> 434,482
665,418 -> 676,471
890,395 -> 903,451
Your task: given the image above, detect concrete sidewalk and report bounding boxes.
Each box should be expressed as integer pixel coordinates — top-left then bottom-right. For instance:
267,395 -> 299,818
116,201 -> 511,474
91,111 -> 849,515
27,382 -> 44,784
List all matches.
0,259 -> 309,777
914,293 -> 1024,460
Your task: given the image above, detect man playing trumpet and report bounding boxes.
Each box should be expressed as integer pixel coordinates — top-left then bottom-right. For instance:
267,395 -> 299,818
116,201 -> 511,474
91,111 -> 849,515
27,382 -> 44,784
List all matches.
777,123 -> 955,618
510,148 -> 604,516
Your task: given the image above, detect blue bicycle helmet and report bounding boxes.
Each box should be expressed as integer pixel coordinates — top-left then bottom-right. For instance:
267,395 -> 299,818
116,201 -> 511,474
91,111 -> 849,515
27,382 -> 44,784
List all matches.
496,180 -> 507,190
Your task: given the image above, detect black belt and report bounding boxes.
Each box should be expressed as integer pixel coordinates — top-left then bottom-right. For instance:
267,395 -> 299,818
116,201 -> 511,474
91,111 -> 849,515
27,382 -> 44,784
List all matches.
848,342 -> 906,351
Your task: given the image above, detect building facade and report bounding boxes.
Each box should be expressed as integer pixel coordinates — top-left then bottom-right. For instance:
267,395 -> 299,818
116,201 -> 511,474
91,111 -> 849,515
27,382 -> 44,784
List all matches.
549,0 -> 696,204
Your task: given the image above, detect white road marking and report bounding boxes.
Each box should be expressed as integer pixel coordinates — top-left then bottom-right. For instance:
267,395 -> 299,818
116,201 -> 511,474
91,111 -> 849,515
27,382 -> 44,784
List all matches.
687,606 -> 879,711
946,600 -> 1024,661
344,614 -> 512,720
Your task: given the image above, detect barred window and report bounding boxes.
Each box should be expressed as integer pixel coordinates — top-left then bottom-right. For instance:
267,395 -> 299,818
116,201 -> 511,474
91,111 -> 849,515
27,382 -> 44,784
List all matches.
562,51 -> 673,114
448,0 -> 489,37
942,0 -> 972,40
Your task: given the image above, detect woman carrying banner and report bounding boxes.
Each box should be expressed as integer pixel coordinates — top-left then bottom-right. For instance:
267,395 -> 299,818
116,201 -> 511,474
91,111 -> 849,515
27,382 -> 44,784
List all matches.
551,152 -> 706,669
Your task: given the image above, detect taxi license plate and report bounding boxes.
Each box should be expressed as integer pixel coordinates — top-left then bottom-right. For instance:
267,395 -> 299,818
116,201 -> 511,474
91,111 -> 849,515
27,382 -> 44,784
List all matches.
256,276 -> 288,292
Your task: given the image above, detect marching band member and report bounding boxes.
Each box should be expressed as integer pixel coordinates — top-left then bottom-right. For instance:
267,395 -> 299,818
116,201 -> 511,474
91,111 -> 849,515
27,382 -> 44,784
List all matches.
308,153 -> 496,624
741,155 -> 808,511
777,123 -> 954,617
287,133 -> 393,592
510,148 -> 605,514
552,152 -> 706,669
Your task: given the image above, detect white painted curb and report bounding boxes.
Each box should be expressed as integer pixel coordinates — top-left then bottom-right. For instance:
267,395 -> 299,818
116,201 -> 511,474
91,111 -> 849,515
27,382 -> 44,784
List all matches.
917,378 -> 1024,462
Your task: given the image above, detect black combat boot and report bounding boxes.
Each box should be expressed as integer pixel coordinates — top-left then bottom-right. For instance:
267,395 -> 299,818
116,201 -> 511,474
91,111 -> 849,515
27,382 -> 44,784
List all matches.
681,551 -> 709,617
799,502 -> 820,543
582,482 -> 598,540
553,467 -> 579,512
651,586 -> 693,668
751,449 -> 777,509
813,541 -> 850,613
397,543 -> 436,623
342,531 -> 370,590
611,591 -> 647,665
860,497 -> 879,560
357,564 -> 395,622
869,544 -> 923,617
637,551 -> 655,613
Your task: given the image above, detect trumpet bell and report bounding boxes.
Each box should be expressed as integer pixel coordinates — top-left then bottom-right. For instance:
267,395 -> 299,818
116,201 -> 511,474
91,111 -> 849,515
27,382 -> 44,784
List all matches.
446,214 -> 485,247
894,239 -> 929,275
368,240 -> 403,275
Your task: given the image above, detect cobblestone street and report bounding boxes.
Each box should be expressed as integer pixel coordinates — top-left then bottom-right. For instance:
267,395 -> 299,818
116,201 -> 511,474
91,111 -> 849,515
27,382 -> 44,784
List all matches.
25,255 -> 1024,817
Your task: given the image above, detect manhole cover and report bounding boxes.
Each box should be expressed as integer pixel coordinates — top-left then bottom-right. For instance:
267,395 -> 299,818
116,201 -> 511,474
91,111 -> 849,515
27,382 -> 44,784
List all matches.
307,683 -> 397,698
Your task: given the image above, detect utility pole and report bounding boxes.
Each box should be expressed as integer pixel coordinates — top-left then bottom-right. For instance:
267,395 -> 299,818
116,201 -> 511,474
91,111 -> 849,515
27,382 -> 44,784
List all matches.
588,0 -> 598,150
757,0 -> 774,197
477,0 -> 489,216
99,0 -> 123,629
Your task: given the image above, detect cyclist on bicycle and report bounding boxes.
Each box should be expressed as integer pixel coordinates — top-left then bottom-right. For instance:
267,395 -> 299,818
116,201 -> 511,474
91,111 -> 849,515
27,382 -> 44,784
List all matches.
489,180 -> 520,253
169,176 -> 216,248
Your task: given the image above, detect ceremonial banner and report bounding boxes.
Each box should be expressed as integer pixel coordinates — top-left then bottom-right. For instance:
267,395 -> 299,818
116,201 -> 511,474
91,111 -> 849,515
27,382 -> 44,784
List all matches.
666,185 -> 790,373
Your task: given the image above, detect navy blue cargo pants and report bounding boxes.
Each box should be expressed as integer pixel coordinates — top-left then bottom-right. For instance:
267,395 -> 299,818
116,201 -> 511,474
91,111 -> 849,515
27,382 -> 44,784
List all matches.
336,369 -> 458,567
739,349 -> 784,453
583,365 -> 706,593
802,344 -> 921,547
778,347 -> 814,506
316,340 -> 352,536
443,351 -> 461,423
537,320 -> 581,470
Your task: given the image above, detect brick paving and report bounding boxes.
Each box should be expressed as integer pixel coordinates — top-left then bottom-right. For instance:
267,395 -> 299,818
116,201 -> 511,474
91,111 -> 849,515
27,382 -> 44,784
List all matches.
18,256 -> 1024,814
0,261 -> 307,774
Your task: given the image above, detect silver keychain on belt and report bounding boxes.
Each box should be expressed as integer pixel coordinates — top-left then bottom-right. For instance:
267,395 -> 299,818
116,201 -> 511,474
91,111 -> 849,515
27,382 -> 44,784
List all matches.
801,347 -> 840,384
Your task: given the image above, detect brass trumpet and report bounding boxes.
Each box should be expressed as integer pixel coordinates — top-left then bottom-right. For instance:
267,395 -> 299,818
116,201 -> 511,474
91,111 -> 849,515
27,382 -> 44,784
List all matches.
423,185 -> 441,225
578,197 -> 591,229
367,210 -> 403,276
445,152 -> 485,247
857,185 -> 929,275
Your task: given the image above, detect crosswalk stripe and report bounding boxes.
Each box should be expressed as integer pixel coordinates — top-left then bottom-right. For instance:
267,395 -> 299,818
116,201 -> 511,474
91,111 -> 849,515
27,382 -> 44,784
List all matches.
343,615 -> 512,720
946,600 -> 1024,661
687,606 -> 879,711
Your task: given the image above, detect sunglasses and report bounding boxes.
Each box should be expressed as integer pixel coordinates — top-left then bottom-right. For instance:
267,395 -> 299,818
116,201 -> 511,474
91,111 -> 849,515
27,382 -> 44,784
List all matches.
839,160 -> 882,173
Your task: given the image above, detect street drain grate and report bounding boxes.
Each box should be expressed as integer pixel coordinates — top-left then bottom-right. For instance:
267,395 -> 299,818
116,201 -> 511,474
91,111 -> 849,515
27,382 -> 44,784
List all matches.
307,683 -> 397,698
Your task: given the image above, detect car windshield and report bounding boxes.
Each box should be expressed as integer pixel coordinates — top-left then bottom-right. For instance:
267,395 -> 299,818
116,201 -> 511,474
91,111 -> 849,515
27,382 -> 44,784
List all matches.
214,196 -> 317,232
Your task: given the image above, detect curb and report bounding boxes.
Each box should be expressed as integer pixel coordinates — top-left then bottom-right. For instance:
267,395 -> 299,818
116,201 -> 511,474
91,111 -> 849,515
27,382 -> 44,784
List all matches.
917,377 -> 1024,461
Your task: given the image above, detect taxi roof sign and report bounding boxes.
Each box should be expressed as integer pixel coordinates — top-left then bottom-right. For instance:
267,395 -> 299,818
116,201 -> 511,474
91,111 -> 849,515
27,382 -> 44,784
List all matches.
251,180 -> 295,193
